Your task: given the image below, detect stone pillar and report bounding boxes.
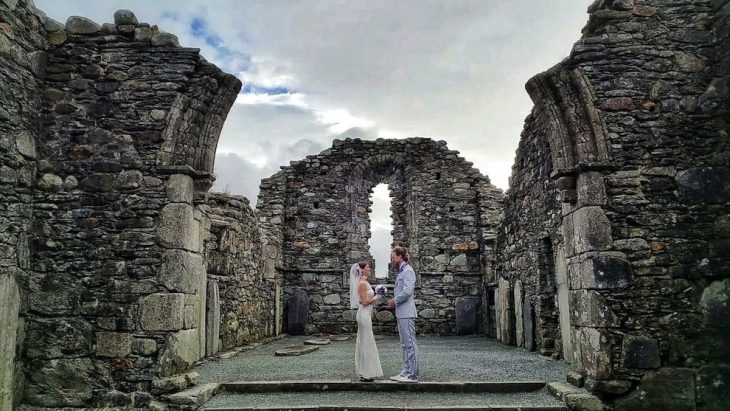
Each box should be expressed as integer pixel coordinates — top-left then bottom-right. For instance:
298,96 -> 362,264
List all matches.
0,275 -> 20,411
205,280 -> 220,356
497,278 -> 515,345
555,245 -> 572,362
514,280 -> 524,347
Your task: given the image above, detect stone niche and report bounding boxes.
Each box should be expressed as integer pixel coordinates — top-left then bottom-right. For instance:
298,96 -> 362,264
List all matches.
258,138 -> 504,334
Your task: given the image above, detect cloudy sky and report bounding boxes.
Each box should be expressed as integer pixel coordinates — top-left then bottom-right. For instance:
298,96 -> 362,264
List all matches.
37,0 -> 591,276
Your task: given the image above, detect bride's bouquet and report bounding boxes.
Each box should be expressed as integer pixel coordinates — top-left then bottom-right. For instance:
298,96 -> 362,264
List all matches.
374,284 -> 387,296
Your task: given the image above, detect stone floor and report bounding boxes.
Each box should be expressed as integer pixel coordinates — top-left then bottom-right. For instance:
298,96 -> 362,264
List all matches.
194,335 -> 570,410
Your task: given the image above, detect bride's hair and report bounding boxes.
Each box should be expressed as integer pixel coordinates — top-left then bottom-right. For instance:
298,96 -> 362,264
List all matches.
357,261 -> 369,270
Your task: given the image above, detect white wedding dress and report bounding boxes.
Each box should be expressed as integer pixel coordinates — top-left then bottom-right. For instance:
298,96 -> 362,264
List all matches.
355,283 -> 383,379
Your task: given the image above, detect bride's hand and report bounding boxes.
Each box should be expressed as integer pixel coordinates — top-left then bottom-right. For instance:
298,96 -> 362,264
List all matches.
373,294 -> 383,301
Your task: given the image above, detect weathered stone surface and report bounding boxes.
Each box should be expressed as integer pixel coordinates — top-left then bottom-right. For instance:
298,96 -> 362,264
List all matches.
585,378 -> 631,395
287,289 -> 309,335
455,297 -> 478,335
95,332 -> 132,358
159,249 -> 204,294
497,278 -> 515,345
151,32 -> 179,47
304,338 -> 330,345
113,9 -> 138,26
139,293 -> 185,331
615,368 -> 696,411
275,345 -> 319,356
523,297 -> 535,352
572,327 -> 612,379
157,329 -> 200,377
37,173 -> 62,191
514,281 -> 524,346
24,358 -> 94,407
700,279 -> 729,329
167,173 -> 194,203
43,17 -> 64,32
0,274 -> 20,409
677,167 -> 730,204
25,318 -> 92,359
206,280 -> 220,356
570,290 -> 619,328
696,364 -> 730,411
65,16 -> 101,34
132,338 -> 158,356
374,310 -> 394,322
168,383 -> 220,406
157,203 -> 198,251
622,335 -> 660,369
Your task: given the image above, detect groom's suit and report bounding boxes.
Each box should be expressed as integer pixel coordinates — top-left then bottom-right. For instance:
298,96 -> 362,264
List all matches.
393,261 -> 419,379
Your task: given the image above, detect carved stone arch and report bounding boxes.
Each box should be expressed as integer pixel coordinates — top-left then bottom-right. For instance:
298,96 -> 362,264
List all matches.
526,65 -> 610,179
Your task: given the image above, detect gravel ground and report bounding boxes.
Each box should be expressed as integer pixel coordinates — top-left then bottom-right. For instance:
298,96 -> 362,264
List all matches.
195,335 -> 569,384
201,389 -> 566,409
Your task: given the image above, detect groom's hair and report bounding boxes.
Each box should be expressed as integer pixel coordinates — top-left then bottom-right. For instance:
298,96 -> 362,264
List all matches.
392,246 -> 409,262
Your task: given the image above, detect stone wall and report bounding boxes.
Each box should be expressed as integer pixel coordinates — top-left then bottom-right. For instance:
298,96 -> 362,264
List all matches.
204,193 -> 277,353
258,138 -> 503,335
499,0 -> 730,409
0,1 -> 45,408
0,5 -> 242,408
495,111 -> 563,355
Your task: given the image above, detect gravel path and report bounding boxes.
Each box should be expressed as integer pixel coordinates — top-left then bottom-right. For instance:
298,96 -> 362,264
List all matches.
195,335 -> 569,384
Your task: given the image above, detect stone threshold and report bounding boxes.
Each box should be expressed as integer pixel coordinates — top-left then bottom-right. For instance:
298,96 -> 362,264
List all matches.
203,406 -> 567,411
222,380 -> 546,393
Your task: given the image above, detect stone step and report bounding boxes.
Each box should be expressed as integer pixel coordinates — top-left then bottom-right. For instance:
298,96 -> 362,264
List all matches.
222,380 -> 546,393
200,389 -> 566,410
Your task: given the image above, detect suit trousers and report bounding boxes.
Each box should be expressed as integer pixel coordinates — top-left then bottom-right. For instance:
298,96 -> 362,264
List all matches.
397,317 -> 419,378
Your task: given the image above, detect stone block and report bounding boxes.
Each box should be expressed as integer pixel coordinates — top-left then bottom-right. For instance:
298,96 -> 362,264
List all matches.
514,281 -> 524,346
576,172 -> 607,206
159,249 -> 204,294
15,130 -> 36,159
676,167 -> 730,204
374,310 -> 394,322
132,338 -> 158,356
700,279 -> 729,329
615,368 -> 696,411
139,293 -> 185,331
167,174 -> 194,204
323,293 -> 341,305
151,33 -> 180,47
585,378 -> 632,395
569,290 -> 619,328
157,329 -> 201,377
572,327 -> 612,379
622,335 -> 660,369
184,295 -> 200,329
455,297 -> 478,335
583,255 -> 633,289
571,206 -> 613,254
24,358 -> 94,407
65,16 -> 101,34
95,332 -> 132,358
287,289 -> 309,335
25,318 -> 91,359
113,9 -> 138,26
157,203 -> 198,251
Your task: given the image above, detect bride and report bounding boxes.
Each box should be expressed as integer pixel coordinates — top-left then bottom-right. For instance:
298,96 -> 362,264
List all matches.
350,261 -> 384,381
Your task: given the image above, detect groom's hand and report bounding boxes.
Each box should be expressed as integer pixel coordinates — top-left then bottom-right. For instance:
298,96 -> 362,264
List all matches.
386,299 -> 395,309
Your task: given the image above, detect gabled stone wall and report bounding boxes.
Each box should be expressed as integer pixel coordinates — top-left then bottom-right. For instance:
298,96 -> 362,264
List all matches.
498,0 -> 730,409
258,137 -> 504,335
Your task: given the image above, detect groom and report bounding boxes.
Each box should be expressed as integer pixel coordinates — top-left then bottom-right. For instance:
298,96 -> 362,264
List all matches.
387,246 -> 419,383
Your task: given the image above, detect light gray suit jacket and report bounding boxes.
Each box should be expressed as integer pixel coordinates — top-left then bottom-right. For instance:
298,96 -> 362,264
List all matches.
394,262 -> 417,318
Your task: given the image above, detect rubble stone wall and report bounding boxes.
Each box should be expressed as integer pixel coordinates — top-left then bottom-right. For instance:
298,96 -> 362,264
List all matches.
498,0 -> 730,409
204,193 -> 277,352
0,1 -> 46,408
258,138 -> 504,335
0,3 -> 242,408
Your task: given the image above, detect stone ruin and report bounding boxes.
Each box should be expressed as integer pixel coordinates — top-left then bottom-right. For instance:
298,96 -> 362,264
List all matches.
0,0 -> 728,410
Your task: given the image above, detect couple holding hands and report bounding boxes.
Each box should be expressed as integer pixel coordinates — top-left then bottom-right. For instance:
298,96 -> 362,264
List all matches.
349,246 -> 419,383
